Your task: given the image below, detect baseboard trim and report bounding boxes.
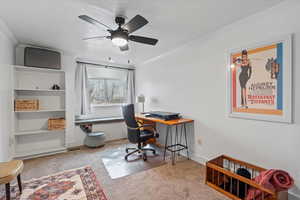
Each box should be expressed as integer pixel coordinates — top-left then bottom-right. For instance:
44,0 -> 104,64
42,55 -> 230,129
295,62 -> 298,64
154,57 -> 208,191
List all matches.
67,138 -> 128,149
289,191 -> 300,199
178,151 -> 208,165
14,148 -> 67,160
190,153 -> 209,165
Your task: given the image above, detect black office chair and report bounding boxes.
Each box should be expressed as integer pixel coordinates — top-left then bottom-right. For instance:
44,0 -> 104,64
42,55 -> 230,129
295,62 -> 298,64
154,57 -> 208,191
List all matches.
122,104 -> 157,161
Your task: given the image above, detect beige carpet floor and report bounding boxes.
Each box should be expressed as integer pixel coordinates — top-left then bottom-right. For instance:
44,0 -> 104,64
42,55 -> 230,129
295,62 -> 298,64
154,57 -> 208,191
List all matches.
19,139 -> 228,200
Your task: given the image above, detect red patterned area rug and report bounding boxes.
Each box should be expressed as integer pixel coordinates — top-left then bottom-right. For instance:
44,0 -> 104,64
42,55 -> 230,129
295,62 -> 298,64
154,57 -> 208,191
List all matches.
0,166 -> 107,200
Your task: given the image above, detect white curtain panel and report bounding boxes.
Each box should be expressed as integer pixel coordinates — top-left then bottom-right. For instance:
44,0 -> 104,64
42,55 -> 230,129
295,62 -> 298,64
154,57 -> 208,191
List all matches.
126,70 -> 135,104
75,63 -> 91,115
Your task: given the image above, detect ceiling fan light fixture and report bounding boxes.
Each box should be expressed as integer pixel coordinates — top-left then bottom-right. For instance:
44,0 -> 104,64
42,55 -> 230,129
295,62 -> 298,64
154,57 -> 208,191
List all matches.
112,37 -> 128,46
111,31 -> 128,47
79,14 -> 158,51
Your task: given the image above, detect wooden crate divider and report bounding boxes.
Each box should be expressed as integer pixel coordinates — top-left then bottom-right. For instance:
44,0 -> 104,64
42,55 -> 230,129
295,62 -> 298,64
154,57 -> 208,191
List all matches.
205,155 -> 287,200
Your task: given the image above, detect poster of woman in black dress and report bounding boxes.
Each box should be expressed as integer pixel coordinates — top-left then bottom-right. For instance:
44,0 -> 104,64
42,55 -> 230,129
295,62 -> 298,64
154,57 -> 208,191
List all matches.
238,50 -> 252,108
231,46 -> 280,111
229,37 -> 292,123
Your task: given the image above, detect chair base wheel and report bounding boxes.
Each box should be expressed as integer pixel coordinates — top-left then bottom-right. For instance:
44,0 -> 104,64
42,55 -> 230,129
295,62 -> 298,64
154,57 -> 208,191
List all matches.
143,154 -> 147,161
124,145 -> 156,162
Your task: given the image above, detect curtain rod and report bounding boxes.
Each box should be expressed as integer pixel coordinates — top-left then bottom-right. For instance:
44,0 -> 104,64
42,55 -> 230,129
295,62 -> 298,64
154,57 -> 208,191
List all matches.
76,61 -> 135,71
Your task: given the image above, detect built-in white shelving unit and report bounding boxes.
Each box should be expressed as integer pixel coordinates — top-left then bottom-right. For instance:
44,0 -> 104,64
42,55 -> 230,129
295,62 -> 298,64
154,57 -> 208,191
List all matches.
12,65 -> 67,159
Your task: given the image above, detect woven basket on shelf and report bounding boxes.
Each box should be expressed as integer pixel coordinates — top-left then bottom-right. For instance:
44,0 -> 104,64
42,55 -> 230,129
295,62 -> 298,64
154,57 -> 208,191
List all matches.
15,99 -> 39,111
48,118 -> 65,130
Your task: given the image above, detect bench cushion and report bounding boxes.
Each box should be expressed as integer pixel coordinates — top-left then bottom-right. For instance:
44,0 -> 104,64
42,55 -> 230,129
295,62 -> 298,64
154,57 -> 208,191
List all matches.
0,160 -> 24,184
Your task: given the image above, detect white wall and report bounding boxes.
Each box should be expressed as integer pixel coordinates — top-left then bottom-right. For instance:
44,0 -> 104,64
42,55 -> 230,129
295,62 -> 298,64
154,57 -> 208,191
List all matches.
136,0 -> 300,197
0,18 -> 16,162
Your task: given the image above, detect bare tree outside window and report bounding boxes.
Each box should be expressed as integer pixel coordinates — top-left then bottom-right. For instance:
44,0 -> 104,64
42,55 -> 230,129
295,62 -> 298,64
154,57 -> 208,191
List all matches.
88,78 -> 127,105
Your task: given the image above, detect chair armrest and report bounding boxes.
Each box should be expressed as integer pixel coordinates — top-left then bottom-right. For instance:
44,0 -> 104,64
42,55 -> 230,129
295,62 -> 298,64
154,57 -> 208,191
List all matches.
137,120 -> 145,127
136,120 -> 155,129
127,124 -> 154,130
141,124 -> 154,128
127,126 -> 142,130
141,124 -> 158,135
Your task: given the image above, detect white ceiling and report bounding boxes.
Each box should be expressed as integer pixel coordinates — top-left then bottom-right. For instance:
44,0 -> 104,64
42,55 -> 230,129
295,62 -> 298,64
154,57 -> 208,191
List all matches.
0,0 -> 284,65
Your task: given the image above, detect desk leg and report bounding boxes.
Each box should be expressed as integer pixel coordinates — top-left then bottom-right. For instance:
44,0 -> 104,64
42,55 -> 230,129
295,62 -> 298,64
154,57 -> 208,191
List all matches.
174,125 -> 178,161
184,123 -> 190,159
179,124 -> 183,156
163,125 -> 170,160
171,152 -> 175,165
171,125 -> 177,165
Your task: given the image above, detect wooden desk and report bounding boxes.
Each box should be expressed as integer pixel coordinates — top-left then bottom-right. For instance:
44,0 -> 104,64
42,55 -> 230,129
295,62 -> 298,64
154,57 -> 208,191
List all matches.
136,114 -> 194,165
135,114 -> 194,126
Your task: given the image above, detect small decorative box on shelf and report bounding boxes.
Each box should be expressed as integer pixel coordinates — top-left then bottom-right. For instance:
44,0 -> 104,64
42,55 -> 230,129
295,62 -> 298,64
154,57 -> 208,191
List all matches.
15,99 -> 39,111
48,118 -> 65,130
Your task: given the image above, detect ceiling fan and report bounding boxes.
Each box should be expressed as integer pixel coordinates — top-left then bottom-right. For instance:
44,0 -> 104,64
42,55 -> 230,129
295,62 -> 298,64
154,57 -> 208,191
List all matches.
78,14 -> 158,51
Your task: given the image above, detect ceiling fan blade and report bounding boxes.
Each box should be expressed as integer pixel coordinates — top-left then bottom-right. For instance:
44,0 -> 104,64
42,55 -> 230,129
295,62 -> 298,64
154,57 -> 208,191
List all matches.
122,15 -> 148,34
79,15 -> 112,30
120,44 -> 129,51
129,35 -> 158,45
82,36 -> 110,41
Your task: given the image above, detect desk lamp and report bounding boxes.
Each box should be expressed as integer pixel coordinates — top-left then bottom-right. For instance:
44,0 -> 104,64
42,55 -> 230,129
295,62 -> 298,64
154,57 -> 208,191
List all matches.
136,94 -> 146,113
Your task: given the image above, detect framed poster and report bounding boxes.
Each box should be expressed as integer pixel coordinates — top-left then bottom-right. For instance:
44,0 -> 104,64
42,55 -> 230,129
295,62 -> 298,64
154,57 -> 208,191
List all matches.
227,35 -> 292,123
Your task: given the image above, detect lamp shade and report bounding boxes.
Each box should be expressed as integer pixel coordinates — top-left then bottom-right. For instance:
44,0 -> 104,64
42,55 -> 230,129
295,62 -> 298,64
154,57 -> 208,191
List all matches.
136,94 -> 145,103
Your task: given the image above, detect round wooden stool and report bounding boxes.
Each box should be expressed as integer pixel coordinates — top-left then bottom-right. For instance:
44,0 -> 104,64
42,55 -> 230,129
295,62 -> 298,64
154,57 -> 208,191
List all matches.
0,160 -> 24,200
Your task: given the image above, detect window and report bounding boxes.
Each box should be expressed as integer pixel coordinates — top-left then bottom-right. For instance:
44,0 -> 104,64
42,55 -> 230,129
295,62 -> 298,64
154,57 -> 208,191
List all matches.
87,66 -> 128,106
88,78 -> 127,105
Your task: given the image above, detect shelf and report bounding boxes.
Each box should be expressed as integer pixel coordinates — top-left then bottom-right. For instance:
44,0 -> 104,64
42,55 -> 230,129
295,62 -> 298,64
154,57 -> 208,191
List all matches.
14,146 -> 67,159
15,89 -> 65,92
14,65 -> 64,73
15,129 -> 65,136
13,64 -> 66,160
15,109 -> 65,113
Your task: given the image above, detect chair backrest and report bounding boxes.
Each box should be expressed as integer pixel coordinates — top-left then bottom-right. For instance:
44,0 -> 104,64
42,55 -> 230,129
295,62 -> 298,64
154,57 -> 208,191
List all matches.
121,104 -> 140,143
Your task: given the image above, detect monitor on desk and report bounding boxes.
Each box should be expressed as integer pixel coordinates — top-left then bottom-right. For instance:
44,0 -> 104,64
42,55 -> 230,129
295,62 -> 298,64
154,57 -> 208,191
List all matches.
145,111 -> 181,121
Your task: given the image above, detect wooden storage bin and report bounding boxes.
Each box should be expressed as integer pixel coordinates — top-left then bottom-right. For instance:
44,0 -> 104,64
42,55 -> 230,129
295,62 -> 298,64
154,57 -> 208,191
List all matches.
48,118 -> 65,130
206,155 -> 287,200
15,99 -> 39,111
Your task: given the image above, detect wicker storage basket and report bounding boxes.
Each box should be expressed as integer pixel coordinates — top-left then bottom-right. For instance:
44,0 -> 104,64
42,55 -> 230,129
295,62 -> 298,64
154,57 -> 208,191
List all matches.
15,99 -> 39,111
206,155 -> 287,200
48,118 -> 65,130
